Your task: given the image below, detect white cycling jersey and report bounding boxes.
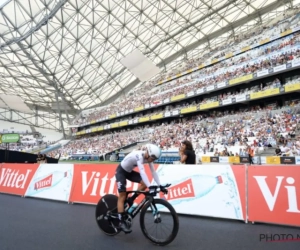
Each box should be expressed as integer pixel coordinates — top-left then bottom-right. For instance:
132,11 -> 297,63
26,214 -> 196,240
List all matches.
120,150 -> 161,187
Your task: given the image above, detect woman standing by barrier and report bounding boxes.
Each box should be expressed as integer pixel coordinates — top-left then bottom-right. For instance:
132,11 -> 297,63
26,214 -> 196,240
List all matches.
179,140 -> 196,164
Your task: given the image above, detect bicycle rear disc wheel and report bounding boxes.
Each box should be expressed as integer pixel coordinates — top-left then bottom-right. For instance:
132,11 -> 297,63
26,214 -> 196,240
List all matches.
139,198 -> 179,246
95,194 -> 120,236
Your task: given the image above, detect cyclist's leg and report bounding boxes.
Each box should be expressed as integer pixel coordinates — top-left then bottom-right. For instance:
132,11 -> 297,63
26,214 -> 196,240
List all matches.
127,171 -> 147,203
115,165 -> 132,233
127,170 -> 146,188
115,165 -> 127,212
138,180 -> 147,191
117,192 -> 127,214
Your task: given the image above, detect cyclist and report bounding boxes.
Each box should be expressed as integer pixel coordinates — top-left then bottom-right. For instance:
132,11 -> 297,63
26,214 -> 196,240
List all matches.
115,143 -> 167,234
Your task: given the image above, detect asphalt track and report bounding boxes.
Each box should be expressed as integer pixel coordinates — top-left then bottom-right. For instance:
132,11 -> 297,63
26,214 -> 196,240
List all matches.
0,194 -> 299,250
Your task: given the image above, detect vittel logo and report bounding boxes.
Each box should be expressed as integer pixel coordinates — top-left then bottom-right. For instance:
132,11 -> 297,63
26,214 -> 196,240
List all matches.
0,168 -> 32,188
81,171 -> 139,196
34,175 -> 52,190
162,179 -> 195,201
254,176 -> 300,213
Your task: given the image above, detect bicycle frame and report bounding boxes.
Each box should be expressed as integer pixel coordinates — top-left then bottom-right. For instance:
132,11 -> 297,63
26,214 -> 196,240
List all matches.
125,191 -> 156,219
103,192 -> 156,222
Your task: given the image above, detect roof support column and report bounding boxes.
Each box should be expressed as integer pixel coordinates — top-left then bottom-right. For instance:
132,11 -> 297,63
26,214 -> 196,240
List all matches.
35,106 -> 38,126
55,93 -> 66,139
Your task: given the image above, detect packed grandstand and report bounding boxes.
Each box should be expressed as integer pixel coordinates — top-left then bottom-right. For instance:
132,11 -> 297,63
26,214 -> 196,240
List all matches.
1,5 -> 300,165
71,12 -> 300,125
45,11 -> 300,163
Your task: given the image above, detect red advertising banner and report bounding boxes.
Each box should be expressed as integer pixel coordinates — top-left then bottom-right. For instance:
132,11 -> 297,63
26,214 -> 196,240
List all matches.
69,164 -> 159,204
0,163 -> 39,196
231,165 -> 247,220
248,165 -> 300,226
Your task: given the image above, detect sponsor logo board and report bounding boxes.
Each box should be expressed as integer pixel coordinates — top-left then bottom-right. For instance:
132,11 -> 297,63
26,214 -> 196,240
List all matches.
248,166 -> 300,226
25,164 -> 74,202
155,164 -> 245,220
219,157 -> 229,163
0,164 -> 39,196
280,157 -> 296,164
69,164 -> 158,204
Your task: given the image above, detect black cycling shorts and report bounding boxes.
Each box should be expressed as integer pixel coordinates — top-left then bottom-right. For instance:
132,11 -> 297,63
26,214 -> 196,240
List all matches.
115,164 -> 142,193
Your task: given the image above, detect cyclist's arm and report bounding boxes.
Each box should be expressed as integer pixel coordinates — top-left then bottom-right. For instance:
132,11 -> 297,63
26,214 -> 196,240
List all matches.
136,158 -> 151,187
149,162 -> 161,186
180,151 -> 187,163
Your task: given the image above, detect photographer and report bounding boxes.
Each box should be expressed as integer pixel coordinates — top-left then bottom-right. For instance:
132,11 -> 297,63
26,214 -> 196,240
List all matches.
36,152 -> 42,163
179,140 -> 196,164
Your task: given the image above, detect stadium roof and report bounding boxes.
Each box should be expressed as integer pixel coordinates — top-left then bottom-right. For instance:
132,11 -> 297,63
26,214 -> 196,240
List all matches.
0,0 -> 297,130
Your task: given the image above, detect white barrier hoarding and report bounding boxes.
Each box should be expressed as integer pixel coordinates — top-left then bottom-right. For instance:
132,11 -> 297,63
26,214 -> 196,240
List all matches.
153,164 -> 244,220
25,164 -> 74,202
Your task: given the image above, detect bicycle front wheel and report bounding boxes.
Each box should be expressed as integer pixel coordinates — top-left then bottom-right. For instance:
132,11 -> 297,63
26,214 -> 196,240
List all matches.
139,198 -> 179,246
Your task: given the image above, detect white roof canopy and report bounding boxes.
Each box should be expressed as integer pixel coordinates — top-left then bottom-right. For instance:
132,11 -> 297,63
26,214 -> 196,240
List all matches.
0,94 -> 32,113
120,49 -> 161,82
0,0 -> 296,116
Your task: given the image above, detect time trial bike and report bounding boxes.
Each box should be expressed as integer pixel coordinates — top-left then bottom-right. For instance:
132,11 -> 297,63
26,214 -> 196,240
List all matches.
95,184 -> 179,246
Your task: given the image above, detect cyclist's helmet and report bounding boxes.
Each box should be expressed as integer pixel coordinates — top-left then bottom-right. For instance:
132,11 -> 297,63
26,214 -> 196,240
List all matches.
145,144 -> 162,160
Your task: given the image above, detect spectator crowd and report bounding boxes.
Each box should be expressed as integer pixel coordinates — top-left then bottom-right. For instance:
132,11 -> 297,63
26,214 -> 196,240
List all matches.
52,102 -> 300,160
70,74 -> 298,130
157,11 -> 300,81
73,12 -> 300,126
50,11 -> 300,161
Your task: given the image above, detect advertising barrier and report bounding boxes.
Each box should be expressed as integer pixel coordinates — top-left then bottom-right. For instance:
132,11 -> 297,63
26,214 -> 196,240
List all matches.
156,164 -> 246,220
201,156 -> 210,163
69,164 -> 120,204
25,164 -> 74,202
201,156 -> 299,165
0,163 -> 300,227
280,157 -> 296,164
248,165 -> 300,227
229,156 -> 240,164
218,156 -> 229,163
266,156 -> 281,164
69,164 -> 159,204
239,157 -> 250,164
0,163 -> 39,196
210,157 -> 219,163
